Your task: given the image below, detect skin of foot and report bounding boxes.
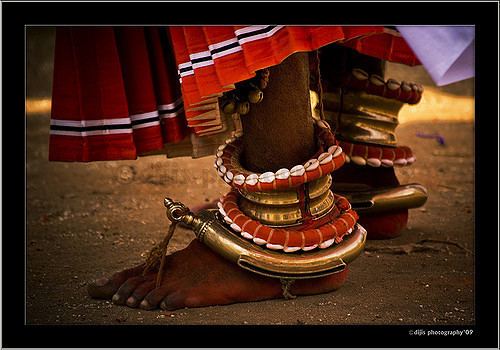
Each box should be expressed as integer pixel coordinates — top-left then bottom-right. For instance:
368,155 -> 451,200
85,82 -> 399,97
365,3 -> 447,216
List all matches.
87,239 -> 349,311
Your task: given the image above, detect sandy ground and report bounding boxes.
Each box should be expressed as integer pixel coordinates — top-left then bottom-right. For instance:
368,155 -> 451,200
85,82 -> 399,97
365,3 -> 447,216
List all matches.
26,114 -> 475,325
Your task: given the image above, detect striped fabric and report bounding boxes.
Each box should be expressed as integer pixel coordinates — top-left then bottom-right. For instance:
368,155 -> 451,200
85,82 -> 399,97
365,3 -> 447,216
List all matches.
49,26 -> 419,162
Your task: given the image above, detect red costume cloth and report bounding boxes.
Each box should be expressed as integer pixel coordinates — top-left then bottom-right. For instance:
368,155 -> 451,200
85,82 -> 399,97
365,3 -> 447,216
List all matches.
49,26 -> 419,162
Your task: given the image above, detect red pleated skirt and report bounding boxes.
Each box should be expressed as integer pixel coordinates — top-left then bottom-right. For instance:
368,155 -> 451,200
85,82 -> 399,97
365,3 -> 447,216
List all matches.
49,26 -> 419,162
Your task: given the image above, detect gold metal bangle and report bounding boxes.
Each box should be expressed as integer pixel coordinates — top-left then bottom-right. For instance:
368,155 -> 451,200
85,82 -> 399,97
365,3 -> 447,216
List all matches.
238,189 -> 336,226
238,175 -> 332,206
321,90 -> 404,147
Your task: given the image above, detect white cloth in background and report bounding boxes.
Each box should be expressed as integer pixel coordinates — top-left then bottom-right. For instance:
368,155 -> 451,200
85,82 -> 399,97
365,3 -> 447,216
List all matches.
396,26 -> 475,86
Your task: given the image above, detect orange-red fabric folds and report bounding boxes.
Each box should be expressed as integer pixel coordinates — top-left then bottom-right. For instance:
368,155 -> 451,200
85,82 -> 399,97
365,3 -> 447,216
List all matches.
49,26 -> 418,162
49,27 -> 187,162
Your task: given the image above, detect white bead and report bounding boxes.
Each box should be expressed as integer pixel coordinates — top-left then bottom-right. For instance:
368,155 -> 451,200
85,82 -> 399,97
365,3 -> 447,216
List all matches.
218,165 -> 227,174
387,79 -> 401,90
225,171 -> 234,181
230,223 -> 241,232
345,155 -> 351,163
352,68 -> 368,80
275,168 -> 290,180
217,144 -> 226,151
253,237 -> 267,245
283,246 -> 301,253
245,174 -> 258,186
328,145 -> 343,157
217,201 -> 224,210
218,207 -> 226,217
319,239 -> 335,249
266,243 -> 284,250
381,159 -> 394,167
241,231 -> 253,239
223,174 -> 232,183
318,152 -> 333,164
216,150 -> 224,157
401,81 -> 412,92
366,158 -> 382,167
394,158 -> 408,166
406,156 -> 416,164
216,157 -> 223,167
302,244 -> 318,251
224,215 -> 233,224
259,171 -> 275,183
304,159 -> 319,171
351,156 -> 367,166
290,165 -> 305,177
225,137 -> 235,144
370,74 -> 385,86
233,174 -> 245,186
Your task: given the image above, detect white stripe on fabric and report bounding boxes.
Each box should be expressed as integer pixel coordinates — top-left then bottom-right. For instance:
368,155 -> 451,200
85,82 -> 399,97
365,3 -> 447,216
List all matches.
193,59 -> 215,70
237,26 -> 285,45
189,50 -> 212,60
158,98 -> 183,111
50,129 -> 133,137
131,120 -> 161,129
129,111 -> 159,122
234,25 -> 271,36
50,118 -> 131,127
180,70 -> 194,78
178,62 -> 192,69
208,37 -> 239,51
212,46 -> 242,60
160,107 -> 184,119
176,25 -> 285,75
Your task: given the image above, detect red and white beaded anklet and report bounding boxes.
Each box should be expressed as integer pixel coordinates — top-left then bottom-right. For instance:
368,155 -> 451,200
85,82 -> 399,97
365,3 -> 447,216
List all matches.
217,190 -> 359,253
339,140 -> 415,167
341,68 -> 424,105
214,120 -> 345,192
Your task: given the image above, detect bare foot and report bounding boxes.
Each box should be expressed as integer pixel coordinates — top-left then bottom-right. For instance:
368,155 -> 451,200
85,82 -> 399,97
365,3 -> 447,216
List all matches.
87,239 -> 349,311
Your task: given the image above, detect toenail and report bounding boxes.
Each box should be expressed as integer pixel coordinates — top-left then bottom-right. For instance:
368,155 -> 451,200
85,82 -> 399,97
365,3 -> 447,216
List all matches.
126,297 -> 136,306
95,277 -> 109,286
140,300 -> 151,309
160,301 -> 168,310
112,294 -> 120,303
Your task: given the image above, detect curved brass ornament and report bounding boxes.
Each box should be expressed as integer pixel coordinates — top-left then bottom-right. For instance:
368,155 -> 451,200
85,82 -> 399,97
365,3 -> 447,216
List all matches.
334,183 -> 428,213
321,90 -> 403,147
164,198 -> 367,280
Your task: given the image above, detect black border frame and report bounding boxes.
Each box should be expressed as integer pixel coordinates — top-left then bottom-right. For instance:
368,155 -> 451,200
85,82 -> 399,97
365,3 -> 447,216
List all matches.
3,1 -> 499,348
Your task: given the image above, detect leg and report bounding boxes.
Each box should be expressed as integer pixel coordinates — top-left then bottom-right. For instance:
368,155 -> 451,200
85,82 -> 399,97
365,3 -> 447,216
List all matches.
88,52 -> 350,310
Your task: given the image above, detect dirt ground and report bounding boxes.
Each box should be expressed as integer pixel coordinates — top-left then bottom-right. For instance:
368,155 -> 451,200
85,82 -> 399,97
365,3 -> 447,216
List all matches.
26,114 -> 475,326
